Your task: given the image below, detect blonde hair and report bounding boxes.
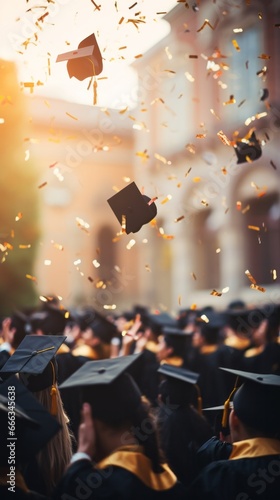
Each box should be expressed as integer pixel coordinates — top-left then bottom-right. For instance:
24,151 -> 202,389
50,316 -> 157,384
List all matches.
33,385 -> 74,495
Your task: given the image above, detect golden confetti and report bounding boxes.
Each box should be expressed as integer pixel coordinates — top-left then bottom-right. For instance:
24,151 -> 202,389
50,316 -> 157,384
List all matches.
19,244 -> 31,249
134,54 -> 143,59
161,194 -> 172,204
222,287 -> 230,294
103,304 -> 117,310
190,303 -> 197,310
210,108 -> 221,120
4,242 -> 13,250
121,214 -> 126,233
232,39 -> 240,51
15,213 -> 23,222
174,215 -> 185,223
165,46 -> 172,60
211,289 -> 222,297
126,239 -> 136,250
196,134 -> 206,139
185,72 -> 195,82
191,272 -> 197,280
148,197 -> 158,206
197,19 -> 216,32
38,182 -> 47,189
44,259 -> 51,265
154,153 -> 168,164
162,234 -> 174,240
245,269 -> 257,284
200,314 -> 209,323
223,95 -> 236,106
25,150 -> 30,161
216,248 -> 221,253
201,200 -> 209,207
145,264 -> 151,272
65,112 -> 78,120
192,177 -> 201,183
233,28 -> 243,33
258,53 -> 271,60
217,130 -> 231,146
221,167 -> 227,175
248,225 -> 260,232
26,274 -> 37,282
236,201 -> 242,211
185,167 -> 192,177
271,269 -> 277,280
76,217 -> 90,231
52,241 -> 64,251
242,205 -> 250,214
250,284 -> 266,293
92,259 -> 100,268
136,150 -> 150,162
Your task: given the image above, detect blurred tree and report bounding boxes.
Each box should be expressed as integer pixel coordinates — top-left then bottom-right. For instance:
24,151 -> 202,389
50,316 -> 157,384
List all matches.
0,60 -> 40,315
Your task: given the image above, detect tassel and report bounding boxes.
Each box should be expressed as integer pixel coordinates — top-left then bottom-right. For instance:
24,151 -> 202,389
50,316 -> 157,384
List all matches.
221,379 -> 239,429
221,397 -> 231,429
195,384 -> 203,415
50,385 -> 58,416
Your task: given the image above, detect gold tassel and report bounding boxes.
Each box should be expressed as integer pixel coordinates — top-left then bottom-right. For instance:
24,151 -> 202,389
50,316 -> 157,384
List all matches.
221,377 -> 239,429
195,384 -> 203,415
50,361 -> 58,416
50,385 -> 58,416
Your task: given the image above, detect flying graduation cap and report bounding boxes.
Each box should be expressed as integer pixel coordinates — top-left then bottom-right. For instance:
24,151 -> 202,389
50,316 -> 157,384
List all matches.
107,182 -> 157,234
56,33 -> 103,81
234,131 -> 262,164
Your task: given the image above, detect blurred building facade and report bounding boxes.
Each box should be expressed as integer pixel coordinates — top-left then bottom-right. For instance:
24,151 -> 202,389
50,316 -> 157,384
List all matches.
21,0 -> 280,313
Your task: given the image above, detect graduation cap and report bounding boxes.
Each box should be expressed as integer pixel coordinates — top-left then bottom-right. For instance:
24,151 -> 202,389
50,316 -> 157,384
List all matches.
234,131 -> 262,164
107,182 -> 157,234
0,335 -> 66,415
162,326 -> 192,355
0,376 -> 61,464
158,364 -> 201,411
59,354 -> 142,423
220,368 -> 280,436
80,309 -> 119,343
30,305 -> 69,335
56,33 -> 103,81
143,312 -> 178,336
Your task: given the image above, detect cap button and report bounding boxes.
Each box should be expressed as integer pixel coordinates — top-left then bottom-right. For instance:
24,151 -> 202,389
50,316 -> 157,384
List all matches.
98,368 -> 106,374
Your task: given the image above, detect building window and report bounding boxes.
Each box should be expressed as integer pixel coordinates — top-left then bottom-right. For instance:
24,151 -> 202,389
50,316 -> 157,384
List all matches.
242,193 -> 280,285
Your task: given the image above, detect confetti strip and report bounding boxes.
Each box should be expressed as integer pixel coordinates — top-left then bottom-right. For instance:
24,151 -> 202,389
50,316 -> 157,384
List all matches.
161,195 -> 172,204
217,130 -> 231,146
26,274 -> 37,282
245,269 -> 257,284
271,269 -> 277,280
65,112 -> 78,120
38,182 -> 47,189
250,284 -> 266,293
197,19 -> 215,32
210,289 -> 222,297
248,225 -> 260,231
232,39 -> 240,51
174,216 -> 185,223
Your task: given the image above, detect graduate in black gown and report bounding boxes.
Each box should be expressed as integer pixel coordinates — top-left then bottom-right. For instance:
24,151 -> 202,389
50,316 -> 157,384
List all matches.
156,364 -> 213,487
55,355 -> 186,500
188,368 -> 280,500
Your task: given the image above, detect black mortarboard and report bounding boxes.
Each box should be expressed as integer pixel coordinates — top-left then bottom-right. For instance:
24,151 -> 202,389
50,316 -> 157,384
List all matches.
0,376 -> 61,464
107,182 -> 157,234
158,364 -> 201,410
0,335 -> 66,414
0,335 -> 66,376
144,313 -> 177,335
59,354 -> 142,422
220,368 -> 280,436
56,33 -> 103,81
10,310 -> 32,348
162,327 -> 192,357
30,305 -> 68,335
234,131 -> 262,164
80,309 -> 119,343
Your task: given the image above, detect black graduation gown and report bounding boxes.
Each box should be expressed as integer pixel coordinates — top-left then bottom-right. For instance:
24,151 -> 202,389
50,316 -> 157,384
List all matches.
188,437 -> 280,500
157,405 -> 213,487
53,448 -> 186,500
241,342 -> 280,374
0,469 -> 50,500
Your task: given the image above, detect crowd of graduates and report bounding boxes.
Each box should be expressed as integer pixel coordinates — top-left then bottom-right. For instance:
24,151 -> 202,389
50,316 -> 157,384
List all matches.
0,296 -> 280,499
